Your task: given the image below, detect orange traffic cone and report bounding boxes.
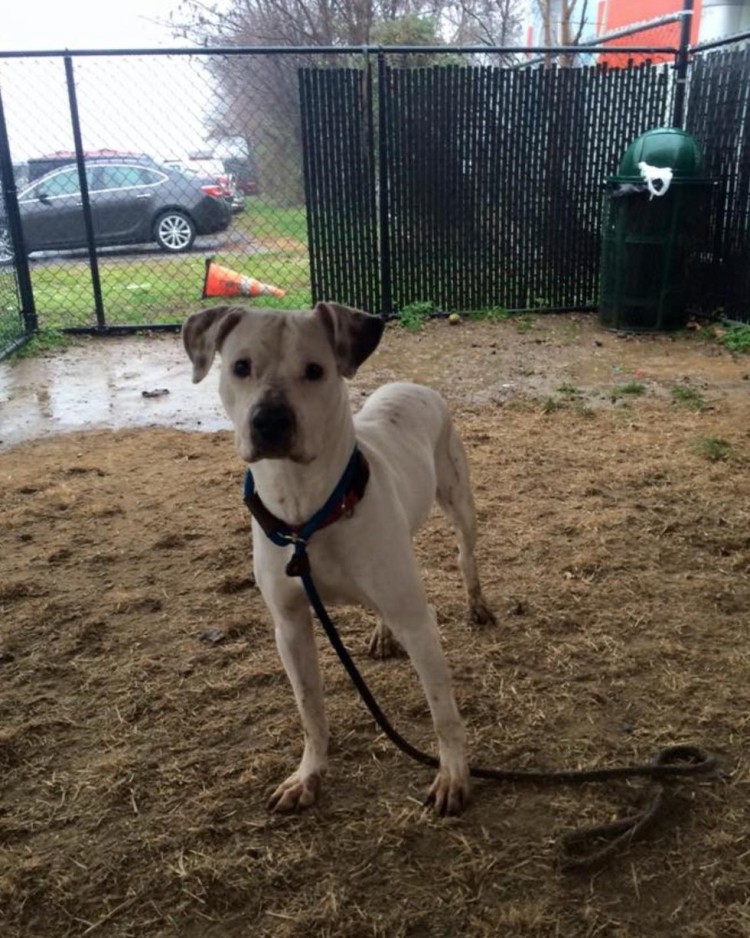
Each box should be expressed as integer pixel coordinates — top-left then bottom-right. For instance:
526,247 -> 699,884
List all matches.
202,258 -> 286,299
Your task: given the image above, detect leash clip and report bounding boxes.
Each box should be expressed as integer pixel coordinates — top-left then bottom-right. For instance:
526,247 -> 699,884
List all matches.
285,546 -> 311,578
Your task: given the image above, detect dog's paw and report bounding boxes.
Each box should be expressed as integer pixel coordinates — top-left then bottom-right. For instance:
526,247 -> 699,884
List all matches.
267,771 -> 322,813
424,767 -> 471,817
469,598 -> 496,628
368,624 -> 404,660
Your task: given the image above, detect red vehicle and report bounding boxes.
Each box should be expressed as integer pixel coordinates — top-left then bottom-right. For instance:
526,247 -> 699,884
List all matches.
164,157 -> 245,213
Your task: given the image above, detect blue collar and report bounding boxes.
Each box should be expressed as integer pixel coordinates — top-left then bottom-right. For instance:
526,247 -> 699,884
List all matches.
243,447 -> 370,576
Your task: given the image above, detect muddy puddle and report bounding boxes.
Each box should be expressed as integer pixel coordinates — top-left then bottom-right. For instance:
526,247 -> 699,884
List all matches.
0,334 -> 229,450
1,314 -> 747,452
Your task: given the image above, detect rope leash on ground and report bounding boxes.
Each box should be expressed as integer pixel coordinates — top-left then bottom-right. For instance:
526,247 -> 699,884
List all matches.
300,564 -> 716,872
243,459 -> 718,873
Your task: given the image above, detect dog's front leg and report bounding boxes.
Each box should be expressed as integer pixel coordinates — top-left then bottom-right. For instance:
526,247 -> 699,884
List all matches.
371,572 -> 470,816
266,601 -> 329,812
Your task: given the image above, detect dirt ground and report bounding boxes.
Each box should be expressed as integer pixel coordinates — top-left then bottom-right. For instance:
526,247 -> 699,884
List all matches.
1,314 -> 749,937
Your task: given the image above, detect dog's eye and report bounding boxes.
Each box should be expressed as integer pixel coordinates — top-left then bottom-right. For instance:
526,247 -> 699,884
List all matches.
232,358 -> 252,378
304,363 -> 324,381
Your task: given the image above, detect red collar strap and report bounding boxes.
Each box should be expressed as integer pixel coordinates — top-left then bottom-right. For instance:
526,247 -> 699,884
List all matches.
243,448 -> 370,576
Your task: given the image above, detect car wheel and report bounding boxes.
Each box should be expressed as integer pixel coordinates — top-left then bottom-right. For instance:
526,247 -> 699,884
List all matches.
154,211 -> 196,252
0,228 -> 13,264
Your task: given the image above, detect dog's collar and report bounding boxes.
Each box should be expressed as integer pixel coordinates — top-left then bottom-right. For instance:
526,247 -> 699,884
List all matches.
243,447 -> 370,577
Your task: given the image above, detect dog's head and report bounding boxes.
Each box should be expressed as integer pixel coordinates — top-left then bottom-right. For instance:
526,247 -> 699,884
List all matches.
182,302 -> 384,464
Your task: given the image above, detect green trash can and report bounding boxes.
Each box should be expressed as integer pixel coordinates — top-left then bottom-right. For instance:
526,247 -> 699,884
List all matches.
599,128 -> 715,333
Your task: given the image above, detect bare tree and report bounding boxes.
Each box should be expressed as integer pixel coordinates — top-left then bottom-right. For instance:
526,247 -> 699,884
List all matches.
446,0 -> 522,54
172,0 -> 524,200
174,0 -> 452,47
534,0 -> 590,67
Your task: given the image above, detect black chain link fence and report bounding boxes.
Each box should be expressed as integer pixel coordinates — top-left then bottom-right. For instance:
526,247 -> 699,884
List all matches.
1,36 -> 749,358
0,246 -> 23,353
0,50 -> 334,345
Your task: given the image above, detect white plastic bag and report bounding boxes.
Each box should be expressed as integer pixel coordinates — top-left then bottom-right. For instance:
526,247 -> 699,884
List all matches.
638,161 -> 674,199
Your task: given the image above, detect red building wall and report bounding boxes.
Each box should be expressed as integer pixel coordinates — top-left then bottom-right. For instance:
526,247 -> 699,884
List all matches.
598,0 -> 702,66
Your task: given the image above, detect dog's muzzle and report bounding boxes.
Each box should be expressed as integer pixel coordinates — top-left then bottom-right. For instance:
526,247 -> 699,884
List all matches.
249,401 -> 296,457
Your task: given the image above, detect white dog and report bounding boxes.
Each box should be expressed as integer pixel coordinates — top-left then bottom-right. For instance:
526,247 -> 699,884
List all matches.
182,302 -> 494,815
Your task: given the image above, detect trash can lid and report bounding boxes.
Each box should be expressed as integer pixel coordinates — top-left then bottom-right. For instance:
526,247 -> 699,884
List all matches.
615,128 -> 704,182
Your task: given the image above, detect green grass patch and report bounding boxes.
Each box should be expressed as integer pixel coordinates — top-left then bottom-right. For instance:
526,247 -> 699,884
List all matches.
693,436 -> 733,462
540,396 -> 565,414
10,330 -> 77,359
671,385 -> 708,411
233,199 -> 308,245
465,307 -> 540,331
611,381 -> 646,402
26,246 -> 311,331
556,383 -> 583,399
717,325 -> 750,354
541,387 -> 594,417
467,306 -> 510,322
0,316 -> 25,350
515,316 -> 534,333
397,300 -> 435,333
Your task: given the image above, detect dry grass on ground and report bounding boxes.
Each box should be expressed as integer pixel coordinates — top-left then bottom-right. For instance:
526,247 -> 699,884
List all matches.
1,317 -> 749,937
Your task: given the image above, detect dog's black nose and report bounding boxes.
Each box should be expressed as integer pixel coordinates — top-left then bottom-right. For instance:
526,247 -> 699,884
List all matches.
250,404 -> 295,448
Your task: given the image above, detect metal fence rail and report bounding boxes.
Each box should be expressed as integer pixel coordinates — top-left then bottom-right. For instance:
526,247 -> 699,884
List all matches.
0,31 -> 749,359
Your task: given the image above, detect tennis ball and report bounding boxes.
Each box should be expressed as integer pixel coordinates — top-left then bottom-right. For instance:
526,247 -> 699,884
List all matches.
448,313 -> 461,325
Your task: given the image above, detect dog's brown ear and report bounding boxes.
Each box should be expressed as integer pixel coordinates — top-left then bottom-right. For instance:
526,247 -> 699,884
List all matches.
182,306 -> 243,383
314,301 -> 384,378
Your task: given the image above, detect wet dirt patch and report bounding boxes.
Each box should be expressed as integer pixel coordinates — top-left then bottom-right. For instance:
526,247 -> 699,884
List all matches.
1,315 -> 749,937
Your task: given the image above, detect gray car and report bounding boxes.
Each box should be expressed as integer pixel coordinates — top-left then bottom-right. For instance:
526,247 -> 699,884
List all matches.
0,158 -> 232,259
